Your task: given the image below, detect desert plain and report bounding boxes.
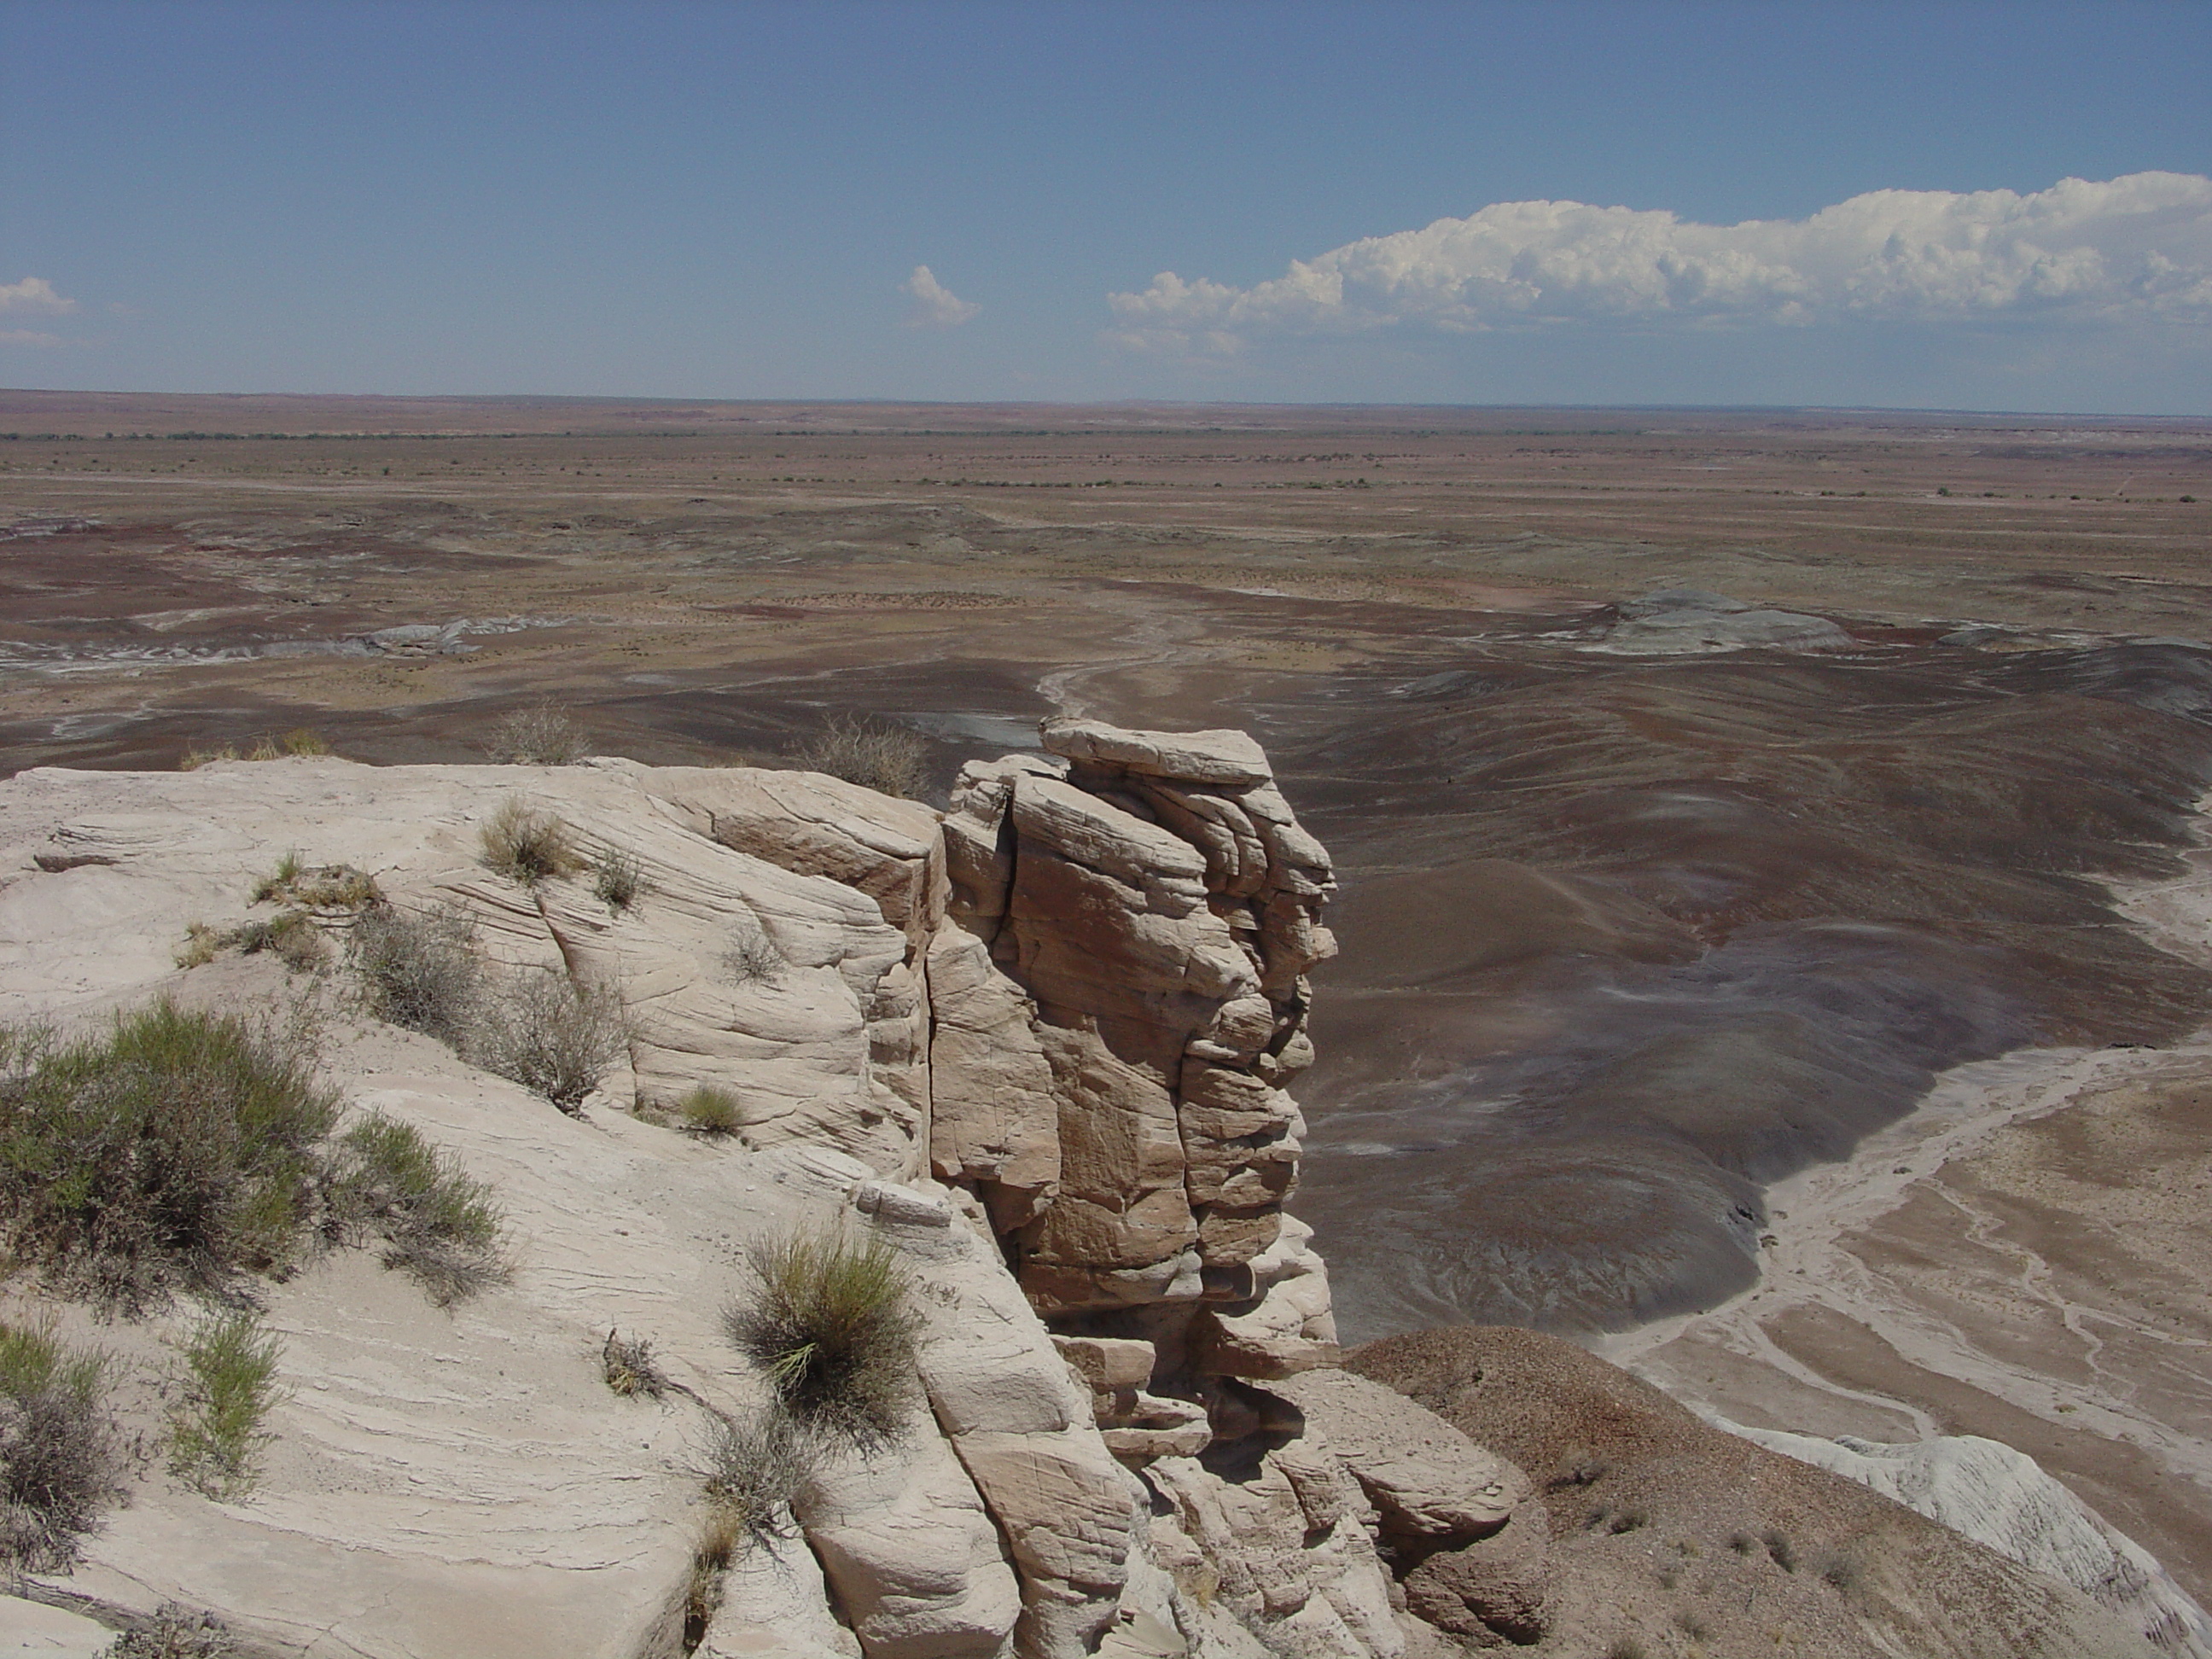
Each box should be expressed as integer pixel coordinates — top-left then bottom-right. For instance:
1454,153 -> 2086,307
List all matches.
4,386 -> 2211,1601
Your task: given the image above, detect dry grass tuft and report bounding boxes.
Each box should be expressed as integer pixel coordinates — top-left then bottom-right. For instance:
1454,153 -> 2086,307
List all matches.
479,799 -> 584,887
792,715 -> 927,799
177,911 -> 330,975
677,1085 -> 743,1137
180,730 -> 331,771
250,851 -> 303,904
602,1329 -> 668,1399
724,1226 -> 918,1451
255,855 -> 379,912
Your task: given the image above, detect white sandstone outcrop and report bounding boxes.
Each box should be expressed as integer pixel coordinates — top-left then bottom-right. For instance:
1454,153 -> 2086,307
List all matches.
4,726 -> 2179,1659
0,730 -> 1536,1659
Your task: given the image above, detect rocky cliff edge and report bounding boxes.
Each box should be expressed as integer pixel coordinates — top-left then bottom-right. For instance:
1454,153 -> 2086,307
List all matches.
0,722 -> 2172,1659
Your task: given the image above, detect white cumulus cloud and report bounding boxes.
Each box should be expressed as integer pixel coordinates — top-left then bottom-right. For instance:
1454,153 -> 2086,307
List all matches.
1109,172 -> 2212,352
904,265 -> 981,329
0,276 -> 78,316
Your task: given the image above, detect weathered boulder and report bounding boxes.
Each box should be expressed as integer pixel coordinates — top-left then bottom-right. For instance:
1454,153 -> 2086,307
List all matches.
1271,1369 -> 1530,1540
1144,1448 -> 1403,1659
1271,1368 -> 1554,1648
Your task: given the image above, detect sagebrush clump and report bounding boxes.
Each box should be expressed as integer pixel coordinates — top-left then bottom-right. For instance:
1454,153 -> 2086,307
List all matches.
701,1406 -> 818,1541
0,1003 -> 339,1307
471,969 -> 627,1113
347,905 -> 483,1048
724,1226 -> 918,1451
326,1112 -> 507,1305
792,715 -> 927,799
484,700 -> 586,765
687,1416 -> 815,1652
721,923 -> 783,986
0,1319 -> 124,1571
102,1603 -> 244,1657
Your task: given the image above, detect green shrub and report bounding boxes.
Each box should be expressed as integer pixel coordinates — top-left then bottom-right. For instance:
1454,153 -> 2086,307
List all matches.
347,905 -> 482,1047
602,1329 -> 667,1399
591,845 -> 646,911
484,700 -> 585,765
472,970 -> 627,1113
169,1309 -> 282,1499
479,799 -> 584,887
792,716 -> 926,799
0,1319 -> 123,1570
326,1113 -> 506,1306
0,1004 -> 339,1307
280,728 -> 330,757
724,1227 -> 918,1450
678,1086 -> 743,1137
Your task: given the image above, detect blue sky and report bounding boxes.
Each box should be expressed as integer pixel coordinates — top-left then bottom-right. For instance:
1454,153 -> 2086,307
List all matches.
3,0 -> 2208,411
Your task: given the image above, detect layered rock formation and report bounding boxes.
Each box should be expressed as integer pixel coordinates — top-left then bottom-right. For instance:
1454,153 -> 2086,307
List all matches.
0,722 -> 2174,1659
0,725 -> 1542,1659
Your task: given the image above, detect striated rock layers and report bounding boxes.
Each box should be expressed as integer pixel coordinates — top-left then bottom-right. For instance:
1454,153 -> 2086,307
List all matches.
3,719 -> 2161,1659
0,722 -> 1543,1659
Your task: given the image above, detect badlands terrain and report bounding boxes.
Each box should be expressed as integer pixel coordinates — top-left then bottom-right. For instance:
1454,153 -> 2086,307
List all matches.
3,388 -> 2211,1651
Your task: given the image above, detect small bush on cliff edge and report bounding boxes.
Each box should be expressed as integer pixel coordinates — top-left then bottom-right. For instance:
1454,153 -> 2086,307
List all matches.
724,1226 -> 918,1452
791,716 -> 927,800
